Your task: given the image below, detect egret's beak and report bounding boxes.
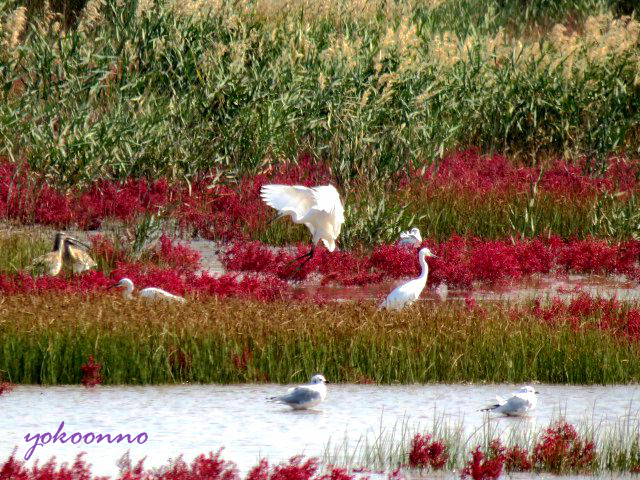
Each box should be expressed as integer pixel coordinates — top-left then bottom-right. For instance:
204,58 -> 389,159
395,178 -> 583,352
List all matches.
324,380 -> 330,384
535,391 -> 540,394
108,283 -> 120,290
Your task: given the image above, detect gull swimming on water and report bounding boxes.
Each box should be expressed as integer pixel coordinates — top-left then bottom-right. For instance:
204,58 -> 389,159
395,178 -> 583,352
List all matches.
398,227 -> 422,247
481,385 -> 539,416
269,374 -> 329,410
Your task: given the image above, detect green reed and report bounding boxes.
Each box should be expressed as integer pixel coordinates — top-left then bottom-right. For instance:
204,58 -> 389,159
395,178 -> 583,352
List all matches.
0,229 -> 51,273
0,0 -> 638,190
1,296 -> 639,385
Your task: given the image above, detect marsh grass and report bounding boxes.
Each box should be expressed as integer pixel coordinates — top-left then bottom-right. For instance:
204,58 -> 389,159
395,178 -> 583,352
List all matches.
1,295 -> 639,385
323,410 -> 640,474
0,230 -> 52,273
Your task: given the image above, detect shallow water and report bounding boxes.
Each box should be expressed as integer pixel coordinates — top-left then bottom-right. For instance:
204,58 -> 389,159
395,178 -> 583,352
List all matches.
2,384 -> 639,477
296,274 -> 640,303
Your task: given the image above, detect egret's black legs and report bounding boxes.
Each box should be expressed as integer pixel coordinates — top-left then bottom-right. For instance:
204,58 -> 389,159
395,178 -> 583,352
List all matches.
287,246 -> 316,277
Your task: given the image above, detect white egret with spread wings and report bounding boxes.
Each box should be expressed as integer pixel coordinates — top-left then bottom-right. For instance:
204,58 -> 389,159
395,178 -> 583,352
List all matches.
260,184 -> 344,272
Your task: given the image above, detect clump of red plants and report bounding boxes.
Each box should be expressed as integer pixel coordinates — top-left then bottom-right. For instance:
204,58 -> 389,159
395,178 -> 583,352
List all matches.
460,440 -> 506,480
0,450 -> 355,480
80,356 -> 102,388
222,236 -> 640,287
461,440 -> 532,477
0,380 -> 14,396
524,293 -> 640,343
407,433 -> 448,470
503,444 -> 532,472
2,151 -> 640,238
532,420 -> 596,473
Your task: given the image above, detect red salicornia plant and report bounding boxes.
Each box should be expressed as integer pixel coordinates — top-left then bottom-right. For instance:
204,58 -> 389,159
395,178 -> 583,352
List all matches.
407,434 -> 448,470
0,380 -> 14,396
532,420 -> 596,473
461,440 -> 506,480
80,356 -> 103,388
503,444 -> 532,472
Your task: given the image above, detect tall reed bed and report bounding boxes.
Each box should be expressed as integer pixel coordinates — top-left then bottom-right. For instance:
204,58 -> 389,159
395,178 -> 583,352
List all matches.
0,0 -> 638,190
1,295 -> 640,385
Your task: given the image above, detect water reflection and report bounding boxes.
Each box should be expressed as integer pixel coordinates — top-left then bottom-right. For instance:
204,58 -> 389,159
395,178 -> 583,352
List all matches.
295,274 -> 640,303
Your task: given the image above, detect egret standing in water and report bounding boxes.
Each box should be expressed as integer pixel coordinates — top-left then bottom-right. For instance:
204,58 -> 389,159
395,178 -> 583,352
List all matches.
398,227 -> 422,247
113,278 -> 186,302
260,184 -> 344,272
380,247 -> 437,310
268,374 -> 329,410
481,385 -> 539,416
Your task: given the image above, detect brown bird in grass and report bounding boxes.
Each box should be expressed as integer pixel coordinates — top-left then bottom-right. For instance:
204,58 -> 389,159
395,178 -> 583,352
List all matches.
29,232 -> 66,276
63,236 -> 97,274
30,232 -> 96,276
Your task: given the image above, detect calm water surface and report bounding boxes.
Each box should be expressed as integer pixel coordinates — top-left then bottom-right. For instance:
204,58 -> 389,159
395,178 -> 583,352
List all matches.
2,384 -> 639,477
296,274 -> 640,303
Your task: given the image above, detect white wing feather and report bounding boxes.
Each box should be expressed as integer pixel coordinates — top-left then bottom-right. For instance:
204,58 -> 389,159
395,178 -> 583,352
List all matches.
260,185 -> 316,221
311,185 -> 344,237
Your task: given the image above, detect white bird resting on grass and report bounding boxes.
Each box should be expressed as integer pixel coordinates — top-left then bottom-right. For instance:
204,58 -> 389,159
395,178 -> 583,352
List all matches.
480,385 -> 539,416
398,227 -> 422,247
380,247 -> 437,310
268,374 -> 329,410
113,278 -> 186,303
260,184 -> 344,274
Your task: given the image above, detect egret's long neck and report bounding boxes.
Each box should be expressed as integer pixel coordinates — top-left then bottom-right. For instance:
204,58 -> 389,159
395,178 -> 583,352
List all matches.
122,283 -> 134,299
418,254 -> 429,282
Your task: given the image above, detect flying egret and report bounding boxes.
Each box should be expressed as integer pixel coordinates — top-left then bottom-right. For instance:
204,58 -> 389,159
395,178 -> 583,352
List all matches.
380,247 -> 436,310
260,184 -> 344,272
113,278 -> 186,302
481,385 -> 539,416
268,374 -> 329,410
398,227 -> 422,247
63,237 -> 97,274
